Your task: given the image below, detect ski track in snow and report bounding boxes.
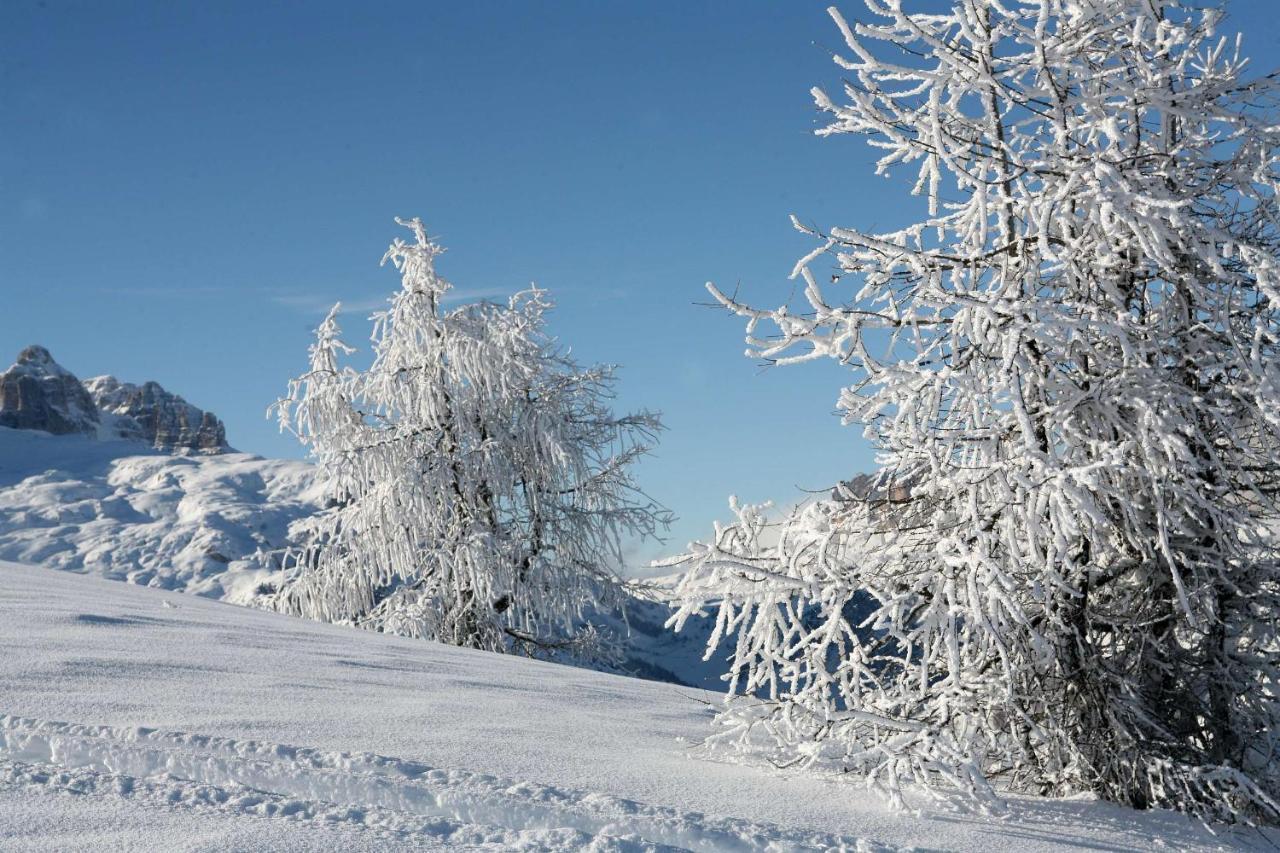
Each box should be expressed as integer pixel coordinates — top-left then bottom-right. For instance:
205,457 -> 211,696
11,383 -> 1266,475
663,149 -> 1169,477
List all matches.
0,715 -> 898,852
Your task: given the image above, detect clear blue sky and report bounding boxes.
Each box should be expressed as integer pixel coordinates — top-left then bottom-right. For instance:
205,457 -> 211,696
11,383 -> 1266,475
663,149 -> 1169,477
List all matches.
4,1 -> 1280,568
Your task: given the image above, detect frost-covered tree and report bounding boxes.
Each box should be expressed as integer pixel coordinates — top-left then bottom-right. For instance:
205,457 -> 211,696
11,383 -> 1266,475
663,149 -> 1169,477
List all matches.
274,217 -> 669,656
669,0 -> 1280,823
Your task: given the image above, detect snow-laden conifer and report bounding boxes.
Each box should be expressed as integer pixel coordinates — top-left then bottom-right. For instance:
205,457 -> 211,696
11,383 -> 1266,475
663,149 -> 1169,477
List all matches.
669,1 -> 1280,823
275,217 -> 669,655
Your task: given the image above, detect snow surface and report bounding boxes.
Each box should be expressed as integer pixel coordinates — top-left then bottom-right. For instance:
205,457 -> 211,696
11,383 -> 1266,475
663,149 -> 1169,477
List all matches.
0,560 -> 1266,852
0,427 -> 321,603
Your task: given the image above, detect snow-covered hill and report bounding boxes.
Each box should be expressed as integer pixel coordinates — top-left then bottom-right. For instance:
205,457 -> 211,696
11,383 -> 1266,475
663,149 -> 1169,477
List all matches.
0,427 -> 320,603
0,560 -> 1257,852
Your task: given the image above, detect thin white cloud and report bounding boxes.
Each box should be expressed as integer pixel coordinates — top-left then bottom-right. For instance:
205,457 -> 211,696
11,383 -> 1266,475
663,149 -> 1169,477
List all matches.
101,285 -> 231,298
271,288 -> 513,317
269,294 -> 385,315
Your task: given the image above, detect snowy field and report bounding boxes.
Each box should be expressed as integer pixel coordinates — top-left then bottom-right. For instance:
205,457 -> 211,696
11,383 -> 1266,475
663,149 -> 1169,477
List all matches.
0,561 -> 1266,852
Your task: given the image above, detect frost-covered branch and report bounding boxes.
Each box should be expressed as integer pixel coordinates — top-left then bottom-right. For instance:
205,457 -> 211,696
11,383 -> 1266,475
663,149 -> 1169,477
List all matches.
671,0 -> 1280,825
273,218 -> 672,657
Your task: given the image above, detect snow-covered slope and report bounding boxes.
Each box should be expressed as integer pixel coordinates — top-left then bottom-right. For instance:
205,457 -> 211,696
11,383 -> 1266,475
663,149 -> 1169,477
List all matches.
0,427 -> 321,603
0,426 -> 728,688
0,561 -> 1257,852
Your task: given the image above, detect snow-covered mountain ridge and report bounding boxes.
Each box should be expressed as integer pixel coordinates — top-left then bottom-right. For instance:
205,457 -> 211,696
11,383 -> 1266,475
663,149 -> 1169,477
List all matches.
0,345 -> 229,453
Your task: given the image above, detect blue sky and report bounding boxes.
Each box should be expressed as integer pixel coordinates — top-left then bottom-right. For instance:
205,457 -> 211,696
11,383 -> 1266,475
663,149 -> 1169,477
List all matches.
4,1 -> 1280,567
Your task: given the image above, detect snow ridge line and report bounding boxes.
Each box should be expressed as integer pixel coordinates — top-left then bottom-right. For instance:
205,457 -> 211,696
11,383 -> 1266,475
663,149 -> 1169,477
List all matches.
0,715 -> 898,852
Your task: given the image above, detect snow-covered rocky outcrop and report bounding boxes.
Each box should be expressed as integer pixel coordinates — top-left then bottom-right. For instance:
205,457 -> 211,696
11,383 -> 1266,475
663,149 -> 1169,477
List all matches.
0,346 -> 230,454
0,345 -> 100,436
85,375 -> 229,453
0,346 -> 310,601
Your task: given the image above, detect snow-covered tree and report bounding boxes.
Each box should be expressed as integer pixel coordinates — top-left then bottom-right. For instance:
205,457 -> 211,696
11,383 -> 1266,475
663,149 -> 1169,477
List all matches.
274,217 -> 670,656
669,1 -> 1280,823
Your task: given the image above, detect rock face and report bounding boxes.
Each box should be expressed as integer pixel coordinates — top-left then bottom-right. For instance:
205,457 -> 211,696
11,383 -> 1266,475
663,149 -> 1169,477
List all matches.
0,346 -> 100,435
84,375 -> 229,454
0,346 -> 230,454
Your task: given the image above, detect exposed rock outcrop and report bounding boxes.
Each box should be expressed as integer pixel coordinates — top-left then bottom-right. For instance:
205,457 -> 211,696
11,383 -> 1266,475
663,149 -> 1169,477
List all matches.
85,376 -> 229,454
0,346 -> 230,453
0,345 -> 100,435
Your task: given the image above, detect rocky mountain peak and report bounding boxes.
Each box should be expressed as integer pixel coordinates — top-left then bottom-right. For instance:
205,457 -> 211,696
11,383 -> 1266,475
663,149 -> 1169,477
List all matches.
0,346 -> 230,453
0,345 -> 100,435
17,345 -> 57,367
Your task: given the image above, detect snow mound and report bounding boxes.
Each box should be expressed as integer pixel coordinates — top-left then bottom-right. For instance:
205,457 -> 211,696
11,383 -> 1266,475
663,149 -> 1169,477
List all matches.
0,428 -> 321,602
